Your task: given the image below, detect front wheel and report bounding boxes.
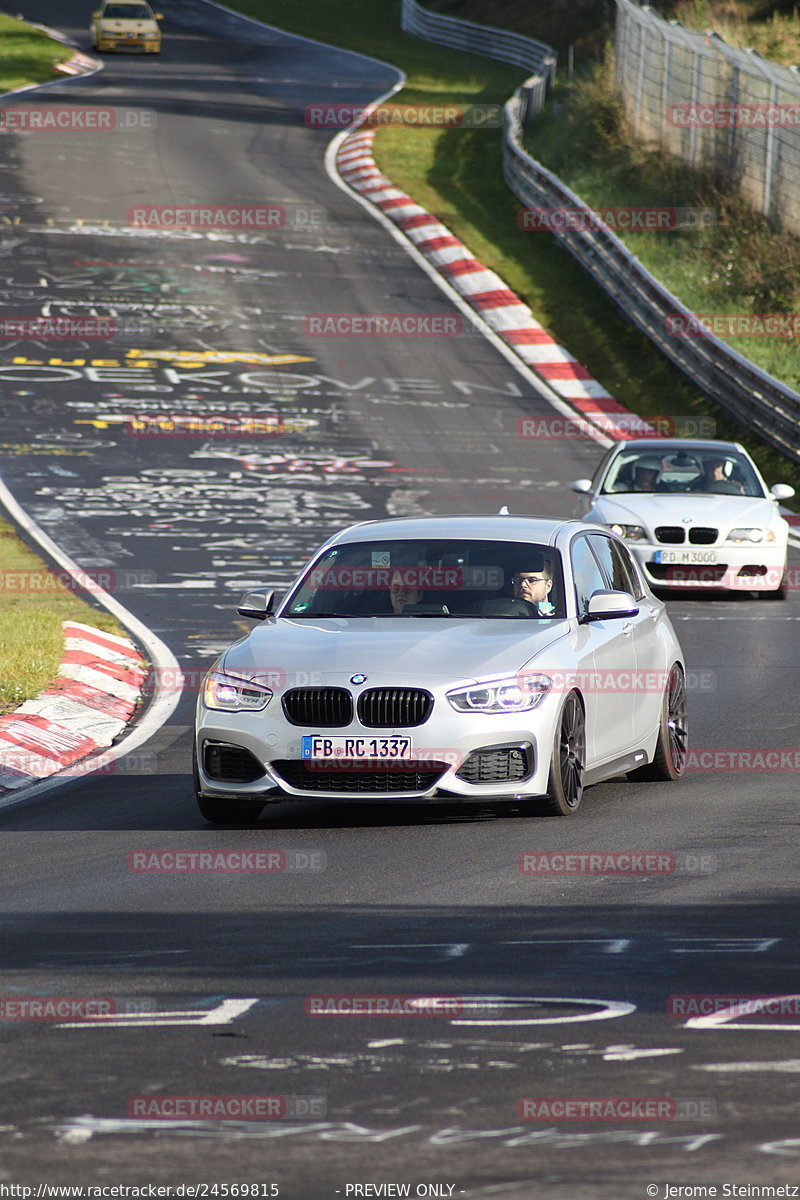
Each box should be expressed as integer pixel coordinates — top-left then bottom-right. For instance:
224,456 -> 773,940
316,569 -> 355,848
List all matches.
627,663 -> 688,782
540,691 -> 586,816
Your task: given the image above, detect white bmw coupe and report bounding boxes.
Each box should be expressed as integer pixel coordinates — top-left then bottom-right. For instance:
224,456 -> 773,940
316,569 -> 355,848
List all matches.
571,439 -> 795,597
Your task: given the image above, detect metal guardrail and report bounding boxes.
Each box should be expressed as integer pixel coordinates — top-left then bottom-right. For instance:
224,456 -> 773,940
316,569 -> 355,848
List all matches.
399,0 -> 800,464
615,0 -> 800,235
400,0 -> 556,119
502,98 -> 800,464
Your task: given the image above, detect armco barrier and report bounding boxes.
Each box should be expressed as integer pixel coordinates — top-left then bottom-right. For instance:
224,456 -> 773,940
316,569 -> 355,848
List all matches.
502,95 -> 800,464
400,0 -> 556,120
399,0 -> 800,465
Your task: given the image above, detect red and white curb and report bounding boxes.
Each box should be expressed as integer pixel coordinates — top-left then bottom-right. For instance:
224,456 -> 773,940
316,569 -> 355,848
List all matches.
0,622 -> 146,793
335,128 -> 658,442
54,51 -> 100,77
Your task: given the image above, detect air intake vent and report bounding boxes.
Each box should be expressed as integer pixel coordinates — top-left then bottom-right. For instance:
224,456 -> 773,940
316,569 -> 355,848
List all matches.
357,688 -> 433,728
456,745 -> 532,784
203,741 -> 265,783
271,760 -> 448,793
655,527 -> 685,544
688,527 -> 718,544
282,688 -> 353,727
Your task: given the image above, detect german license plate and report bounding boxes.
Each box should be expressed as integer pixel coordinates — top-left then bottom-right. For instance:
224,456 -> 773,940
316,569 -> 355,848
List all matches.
301,735 -> 412,760
653,550 -> 717,565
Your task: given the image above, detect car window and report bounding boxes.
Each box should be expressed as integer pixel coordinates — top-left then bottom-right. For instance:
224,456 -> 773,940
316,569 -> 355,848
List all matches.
281,538 -> 566,619
103,4 -> 153,16
586,533 -> 641,598
601,447 -> 764,497
570,536 -> 608,613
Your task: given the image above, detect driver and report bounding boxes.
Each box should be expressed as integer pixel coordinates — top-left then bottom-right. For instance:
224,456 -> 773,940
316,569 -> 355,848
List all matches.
689,456 -> 743,493
631,455 -> 664,492
511,556 -> 556,616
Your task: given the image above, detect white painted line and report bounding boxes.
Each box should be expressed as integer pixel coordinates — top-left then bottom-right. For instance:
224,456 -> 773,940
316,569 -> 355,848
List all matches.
695,1060 -> 800,1072
685,994 -> 800,1031
0,476 -> 182,811
448,996 -> 636,1026
57,998 -> 259,1028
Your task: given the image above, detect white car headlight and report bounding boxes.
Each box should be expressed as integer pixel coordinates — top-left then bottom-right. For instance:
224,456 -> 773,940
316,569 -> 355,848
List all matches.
447,674 -> 552,714
608,523 -> 647,541
203,670 -> 272,712
726,527 -> 774,544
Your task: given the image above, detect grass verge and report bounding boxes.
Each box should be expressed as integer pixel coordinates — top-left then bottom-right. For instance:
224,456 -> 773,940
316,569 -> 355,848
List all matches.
222,0 -> 800,494
0,519 -> 126,713
0,13 -> 74,93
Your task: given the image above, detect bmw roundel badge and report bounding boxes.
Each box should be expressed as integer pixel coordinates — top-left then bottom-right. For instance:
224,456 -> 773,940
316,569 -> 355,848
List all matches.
350,673 -> 367,685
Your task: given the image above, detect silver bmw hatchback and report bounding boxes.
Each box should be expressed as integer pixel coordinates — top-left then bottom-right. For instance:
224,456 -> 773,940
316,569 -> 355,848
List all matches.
194,515 -> 687,821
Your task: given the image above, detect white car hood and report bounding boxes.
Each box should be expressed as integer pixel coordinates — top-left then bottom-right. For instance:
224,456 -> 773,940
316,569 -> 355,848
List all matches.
221,617 -> 571,688
593,492 -> 780,532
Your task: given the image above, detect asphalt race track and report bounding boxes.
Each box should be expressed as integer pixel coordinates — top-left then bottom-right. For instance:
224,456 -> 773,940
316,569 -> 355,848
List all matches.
0,2 -> 799,1196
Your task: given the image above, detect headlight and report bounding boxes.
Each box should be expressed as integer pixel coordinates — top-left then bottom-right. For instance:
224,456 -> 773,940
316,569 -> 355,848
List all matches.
447,674 -> 552,714
203,670 -> 272,712
726,527 -> 774,543
609,523 -> 646,541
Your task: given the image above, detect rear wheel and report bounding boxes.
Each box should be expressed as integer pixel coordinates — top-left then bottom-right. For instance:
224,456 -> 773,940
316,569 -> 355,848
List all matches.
627,663 -> 688,782
540,691 -> 586,816
193,743 -> 264,824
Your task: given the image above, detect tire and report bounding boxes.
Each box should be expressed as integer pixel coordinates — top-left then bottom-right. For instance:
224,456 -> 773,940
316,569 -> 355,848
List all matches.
627,663 -> 688,782
540,691 -> 586,816
193,743 -> 264,824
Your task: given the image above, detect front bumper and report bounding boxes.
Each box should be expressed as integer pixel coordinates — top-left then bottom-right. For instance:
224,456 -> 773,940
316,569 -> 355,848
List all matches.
194,700 -> 558,803
631,542 -> 787,591
97,35 -> 160,51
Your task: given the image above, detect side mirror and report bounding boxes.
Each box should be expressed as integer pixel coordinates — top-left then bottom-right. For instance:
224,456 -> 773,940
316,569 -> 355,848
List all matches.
771,483 -> 796,500
154,12 -> 164,18
237,589 -> 276,620
570,478 -> 593,494
92,10 -> 102,16
582,589 -> 638,622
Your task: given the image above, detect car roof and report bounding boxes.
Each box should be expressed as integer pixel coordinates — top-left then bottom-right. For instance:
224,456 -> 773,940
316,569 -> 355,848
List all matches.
327,515 -> 588,547
608,439 -> 744,455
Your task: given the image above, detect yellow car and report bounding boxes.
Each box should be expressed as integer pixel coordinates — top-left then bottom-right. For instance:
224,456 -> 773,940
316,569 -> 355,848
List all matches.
90,0 -> 163,53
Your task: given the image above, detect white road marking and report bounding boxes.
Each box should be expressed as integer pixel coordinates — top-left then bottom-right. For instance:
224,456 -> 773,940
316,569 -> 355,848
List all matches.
57,998 -> 258,1028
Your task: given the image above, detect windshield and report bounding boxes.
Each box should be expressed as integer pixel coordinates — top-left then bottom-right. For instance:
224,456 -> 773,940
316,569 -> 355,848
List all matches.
283,538 -> 565,619
601,448 -> 764,497
102,4 -> 153,17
